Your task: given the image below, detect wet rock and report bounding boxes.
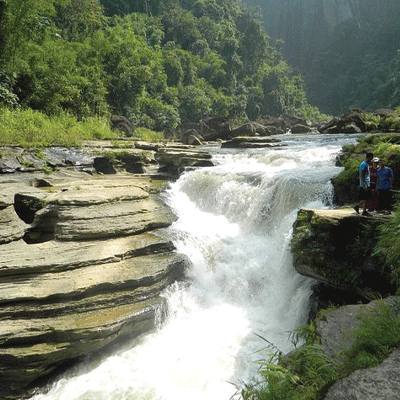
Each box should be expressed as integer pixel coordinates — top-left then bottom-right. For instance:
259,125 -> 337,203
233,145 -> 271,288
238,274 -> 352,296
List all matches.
155,146 -> 214,178
291,208 -> 395,300
221,136 -> 283,148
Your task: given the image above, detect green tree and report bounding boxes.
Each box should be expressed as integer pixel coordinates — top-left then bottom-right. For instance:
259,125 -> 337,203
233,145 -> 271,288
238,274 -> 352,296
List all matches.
55,0 -> 105,42
1,0 -> 70,71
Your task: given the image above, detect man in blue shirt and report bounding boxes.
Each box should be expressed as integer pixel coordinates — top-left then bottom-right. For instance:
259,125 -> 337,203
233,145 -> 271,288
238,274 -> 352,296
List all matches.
354,152 -> 373,216
377,159 -> 394,214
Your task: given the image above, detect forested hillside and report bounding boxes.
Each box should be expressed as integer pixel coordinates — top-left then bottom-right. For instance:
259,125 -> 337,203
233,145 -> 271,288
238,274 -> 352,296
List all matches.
0,0 -> 317,133
244,0 -> 400,115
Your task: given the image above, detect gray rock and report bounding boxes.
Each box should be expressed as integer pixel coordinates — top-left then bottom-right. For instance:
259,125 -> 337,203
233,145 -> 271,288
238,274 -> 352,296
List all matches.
324,349 -> 400,400
155,146 -> 214,177
291,123 -> 314,134
315,297 -> 400,361
231,122 -> 257,137
0,206 -> 29,244
221,136 -> 283,148
187,134 -> 204,146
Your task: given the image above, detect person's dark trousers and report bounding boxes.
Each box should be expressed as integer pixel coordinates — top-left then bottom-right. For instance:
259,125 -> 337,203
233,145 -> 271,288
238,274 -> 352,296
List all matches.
378,189 -> 392,211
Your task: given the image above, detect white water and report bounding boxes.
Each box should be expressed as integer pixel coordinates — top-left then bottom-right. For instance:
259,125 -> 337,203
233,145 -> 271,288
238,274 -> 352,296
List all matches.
30,134 -> 358,400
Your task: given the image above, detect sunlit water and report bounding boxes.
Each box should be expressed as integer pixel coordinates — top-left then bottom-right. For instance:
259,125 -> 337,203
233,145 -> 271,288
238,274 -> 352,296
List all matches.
30,134 -> 359,400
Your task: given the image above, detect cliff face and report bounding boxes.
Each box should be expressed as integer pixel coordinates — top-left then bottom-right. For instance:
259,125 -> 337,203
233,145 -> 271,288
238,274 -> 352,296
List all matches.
291,207 -> 395,303
290,207 -> 400,399
244,0 -> 400,114
0,141 -> 215,400
244,0 -> 354,65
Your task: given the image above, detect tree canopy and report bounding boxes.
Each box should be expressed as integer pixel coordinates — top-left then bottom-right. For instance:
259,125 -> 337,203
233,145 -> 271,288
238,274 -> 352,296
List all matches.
0,0 -> 315,130
244,0 -> 400,115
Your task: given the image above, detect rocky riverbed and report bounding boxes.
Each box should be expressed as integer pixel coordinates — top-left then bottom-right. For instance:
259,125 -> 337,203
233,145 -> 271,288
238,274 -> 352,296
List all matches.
2,137 -> 400,399
0,139 -> 217,399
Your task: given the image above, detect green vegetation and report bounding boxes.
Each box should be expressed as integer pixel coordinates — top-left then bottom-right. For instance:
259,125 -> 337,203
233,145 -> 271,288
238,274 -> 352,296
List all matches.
343,302 -> 400,372
0,107 -> 116,147
265,132 -> 400,399
0,0 -> 317,147
133,127 -> 165,142
246,0 -> 400,115
242,301 -> 400,400
375,202 -> 400,290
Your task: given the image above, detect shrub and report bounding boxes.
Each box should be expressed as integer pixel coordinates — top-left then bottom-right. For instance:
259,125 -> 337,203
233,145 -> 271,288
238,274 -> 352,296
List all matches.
375,201 -> 400,288
242,301 -> 400,400
341,302 -> 400,373
133,127 -> 165,142
0,108 -> 116,147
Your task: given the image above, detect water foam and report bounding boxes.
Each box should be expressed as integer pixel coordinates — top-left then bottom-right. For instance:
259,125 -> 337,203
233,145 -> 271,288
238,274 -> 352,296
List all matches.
30,135 -> 357,400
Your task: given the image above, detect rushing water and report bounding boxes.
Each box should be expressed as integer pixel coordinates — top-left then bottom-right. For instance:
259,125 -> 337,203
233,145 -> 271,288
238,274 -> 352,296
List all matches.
30,134 -> 359,400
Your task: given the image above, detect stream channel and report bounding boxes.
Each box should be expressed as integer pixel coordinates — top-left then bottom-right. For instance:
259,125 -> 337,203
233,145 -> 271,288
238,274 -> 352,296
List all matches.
31,133 -> 359,400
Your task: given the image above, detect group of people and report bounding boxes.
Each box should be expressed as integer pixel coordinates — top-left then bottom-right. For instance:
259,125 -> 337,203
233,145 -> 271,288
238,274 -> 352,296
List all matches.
354,152 -> 394,217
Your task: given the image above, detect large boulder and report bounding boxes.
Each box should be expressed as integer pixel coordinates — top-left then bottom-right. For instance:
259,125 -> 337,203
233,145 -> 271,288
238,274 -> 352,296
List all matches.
177,116 -> 231,142
111,115 -> 134,137
291,208 -> 395,302
316,296 -> 400,399
230,122 -> 257,138
202,116 -> 231,140
291,123 -> 315,134
155,145 -> 214,178
221,136 -> 283,149
315,296 -> 400,363
282,296 -> 400,399
318,110 -> 368,134
324,349 -> 400,400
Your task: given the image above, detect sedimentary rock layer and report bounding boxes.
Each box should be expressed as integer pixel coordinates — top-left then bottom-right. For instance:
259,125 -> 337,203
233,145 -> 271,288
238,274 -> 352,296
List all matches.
0,171 -> 189,400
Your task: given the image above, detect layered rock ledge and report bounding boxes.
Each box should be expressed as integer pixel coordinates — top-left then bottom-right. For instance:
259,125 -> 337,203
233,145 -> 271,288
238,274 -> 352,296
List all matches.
290,207 -> 400,399
0,167 -> 192,400
291,207 -> 395,303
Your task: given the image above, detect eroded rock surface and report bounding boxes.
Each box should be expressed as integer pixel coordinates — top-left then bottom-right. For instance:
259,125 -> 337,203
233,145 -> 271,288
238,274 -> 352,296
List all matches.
0,170 -> 190,399
324,349 -> 400,400
291,207 -> 394,301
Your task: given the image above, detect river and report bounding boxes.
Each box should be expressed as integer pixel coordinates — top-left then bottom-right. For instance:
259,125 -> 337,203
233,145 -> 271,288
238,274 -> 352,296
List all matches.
30,134 -> 359,400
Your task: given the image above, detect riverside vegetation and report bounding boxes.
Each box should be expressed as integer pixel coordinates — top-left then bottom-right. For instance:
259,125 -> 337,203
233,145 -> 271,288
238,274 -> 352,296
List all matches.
2,115 -> 400,400
0,0 -> 324,131
240,134 -> 400,400
2,1 -> 400,399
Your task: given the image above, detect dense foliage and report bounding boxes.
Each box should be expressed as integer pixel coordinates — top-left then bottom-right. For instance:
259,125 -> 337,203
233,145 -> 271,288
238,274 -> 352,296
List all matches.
242,301 -> 400,400
244,0 -> 400,115
0,0 -> 315,137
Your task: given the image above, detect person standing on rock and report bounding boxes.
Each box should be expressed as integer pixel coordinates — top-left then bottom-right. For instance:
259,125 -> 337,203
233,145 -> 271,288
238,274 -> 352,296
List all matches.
354,152 -> 373,216
377,159 -> 394,215
367,157 -> 380,212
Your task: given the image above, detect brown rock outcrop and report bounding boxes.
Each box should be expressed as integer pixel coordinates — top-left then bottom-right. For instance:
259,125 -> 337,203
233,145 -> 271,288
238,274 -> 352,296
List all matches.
0,170 -> 190,400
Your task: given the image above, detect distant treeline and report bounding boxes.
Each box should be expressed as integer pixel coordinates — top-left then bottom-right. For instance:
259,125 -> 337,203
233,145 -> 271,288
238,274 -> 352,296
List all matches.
244,0 -> 400,115
0,0 -> 320,132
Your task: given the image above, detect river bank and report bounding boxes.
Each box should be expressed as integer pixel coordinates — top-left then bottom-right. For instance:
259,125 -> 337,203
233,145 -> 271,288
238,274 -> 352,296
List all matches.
1,133 -> 400,399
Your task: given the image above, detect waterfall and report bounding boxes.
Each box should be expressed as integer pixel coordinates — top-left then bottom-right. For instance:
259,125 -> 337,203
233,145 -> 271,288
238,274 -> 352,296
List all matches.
30,134 -> 358,400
